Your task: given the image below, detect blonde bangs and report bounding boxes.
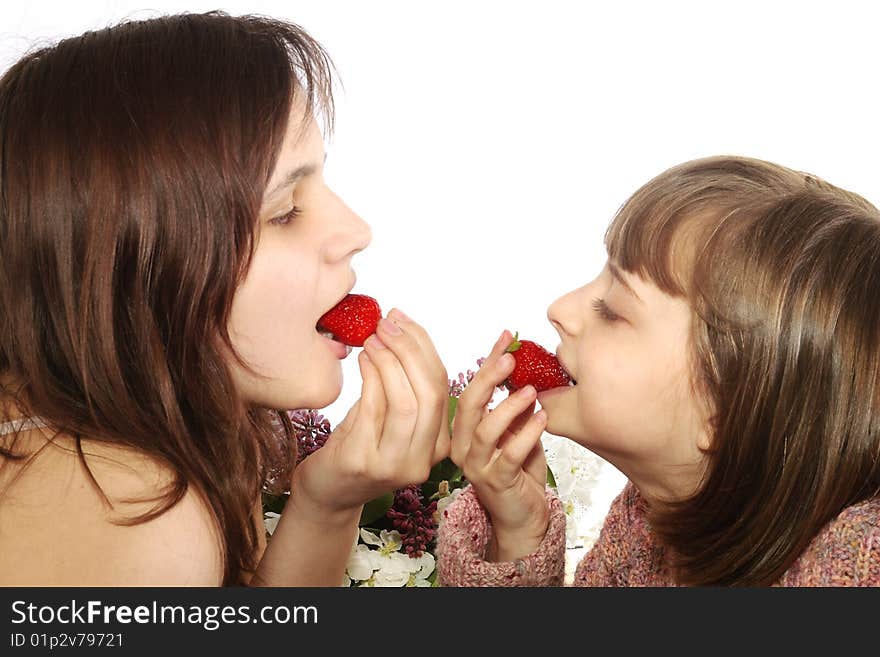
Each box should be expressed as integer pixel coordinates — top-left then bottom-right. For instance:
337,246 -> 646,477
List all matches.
603,171 -> 726,300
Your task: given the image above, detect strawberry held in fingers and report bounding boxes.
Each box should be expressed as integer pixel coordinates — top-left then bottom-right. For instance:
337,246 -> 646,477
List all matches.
317,294 -> 382,347
504,332 -> 573,392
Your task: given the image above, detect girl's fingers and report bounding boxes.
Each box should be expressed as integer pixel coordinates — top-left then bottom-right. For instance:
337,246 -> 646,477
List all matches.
496,400 -> 538,449
329,350 -> 383,473
452,330 -> 514,460
349,349 -> 385,439
468,384 -> 537,468
489,408 -> 548,481
521,438 -> 548,486
386,308 -> 447,383
457,331 -> 513,416
378,314 -> 447,460
432,395 -> 452,465
363,331 -> 420,455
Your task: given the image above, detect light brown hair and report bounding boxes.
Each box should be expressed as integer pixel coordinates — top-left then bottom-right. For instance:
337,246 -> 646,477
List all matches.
605,155 -> 880,585
0,11 -> 334,585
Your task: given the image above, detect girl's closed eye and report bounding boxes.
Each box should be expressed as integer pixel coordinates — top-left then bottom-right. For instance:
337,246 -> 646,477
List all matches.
591,297 -> 620,322
268,205 -> 302,226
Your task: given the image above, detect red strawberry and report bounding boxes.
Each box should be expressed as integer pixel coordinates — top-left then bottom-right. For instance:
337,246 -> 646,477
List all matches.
504,333 -> 572,392
317,294 -> 382,347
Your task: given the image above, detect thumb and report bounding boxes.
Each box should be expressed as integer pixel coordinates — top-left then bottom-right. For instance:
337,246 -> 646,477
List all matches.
431,395 -> 452,465
356,349 -> 386,436
523,440 -> 548,487
333,399 -> 360,436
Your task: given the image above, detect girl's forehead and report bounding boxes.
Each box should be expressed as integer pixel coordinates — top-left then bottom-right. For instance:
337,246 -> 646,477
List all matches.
607,252 -> 697,317
607,261 -> 645,304
607,211 -> 705,301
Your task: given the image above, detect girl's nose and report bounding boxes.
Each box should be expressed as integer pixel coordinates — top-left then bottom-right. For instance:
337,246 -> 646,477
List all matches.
326,194 -> 372,262
547,292 -> 578,339
347,209 -> 372,256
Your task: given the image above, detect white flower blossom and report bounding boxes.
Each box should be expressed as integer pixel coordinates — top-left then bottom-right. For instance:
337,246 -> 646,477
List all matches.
542,434 -> 604,548
406,552 -> 435,587
359,528 -> 403,553
345,528 -> 436,587
346,544 -> 376,582
542,434 -> 629,555
369,552 -> 415,587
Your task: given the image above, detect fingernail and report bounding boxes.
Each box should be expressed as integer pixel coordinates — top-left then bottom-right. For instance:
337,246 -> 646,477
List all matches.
536,409 -> 547,424
366,334 -> 387,349
498,329 -> 511,345
390,308 -> 411,322
379,317 -> 402,336
497,353 -> 514,370
518,385 -> 536,398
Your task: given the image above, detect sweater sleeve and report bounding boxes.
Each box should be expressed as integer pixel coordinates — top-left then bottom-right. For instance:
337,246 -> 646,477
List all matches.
435,484 -> 566,587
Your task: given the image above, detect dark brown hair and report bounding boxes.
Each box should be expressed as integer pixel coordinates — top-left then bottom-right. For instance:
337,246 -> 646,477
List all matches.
605,155 -> 880,585
0,11 -> 335,585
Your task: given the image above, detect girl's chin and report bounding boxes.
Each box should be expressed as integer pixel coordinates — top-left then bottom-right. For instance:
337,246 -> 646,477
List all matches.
535,387 -> 576,438
541,422 -> 591,446
304,378 -> 344,410
272,369 -> 343,411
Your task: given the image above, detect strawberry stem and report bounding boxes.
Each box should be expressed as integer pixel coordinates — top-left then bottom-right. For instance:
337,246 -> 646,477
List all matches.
505,331 -> 522,353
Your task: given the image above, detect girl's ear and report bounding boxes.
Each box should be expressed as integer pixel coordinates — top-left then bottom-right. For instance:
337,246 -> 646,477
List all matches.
696,424 -> 713,452
695,408 -> 718,452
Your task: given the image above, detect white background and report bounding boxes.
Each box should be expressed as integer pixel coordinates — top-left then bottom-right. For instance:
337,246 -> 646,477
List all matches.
3,1 -> 879,516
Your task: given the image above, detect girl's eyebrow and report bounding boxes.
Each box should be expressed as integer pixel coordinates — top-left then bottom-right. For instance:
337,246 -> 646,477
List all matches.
608,262 -> 643,304
266,163 -> 317,198
266,153 -> 328,199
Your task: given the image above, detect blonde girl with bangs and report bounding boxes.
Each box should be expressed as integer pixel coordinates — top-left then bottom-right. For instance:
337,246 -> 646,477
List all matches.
438,155 -> 880,586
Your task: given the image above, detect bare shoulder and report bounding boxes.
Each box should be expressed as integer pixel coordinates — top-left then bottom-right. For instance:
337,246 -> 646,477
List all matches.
0,429 -> 224,586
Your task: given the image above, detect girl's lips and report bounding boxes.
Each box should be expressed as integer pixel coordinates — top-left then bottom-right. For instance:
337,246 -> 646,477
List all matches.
319,332 -> 352,359
537,384 -> 573,400
555,352 -> 577,385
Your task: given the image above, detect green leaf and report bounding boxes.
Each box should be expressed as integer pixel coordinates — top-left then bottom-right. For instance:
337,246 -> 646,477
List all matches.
447,395 -> 458,435
448,479 -> 469,491
546,464 -> 557,489
428,456 -> 461,483
505,331 -> 522,353
359,492 -> 394,526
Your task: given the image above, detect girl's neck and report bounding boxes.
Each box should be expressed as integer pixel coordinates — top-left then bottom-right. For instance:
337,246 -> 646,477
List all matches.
595,448 -> 708,507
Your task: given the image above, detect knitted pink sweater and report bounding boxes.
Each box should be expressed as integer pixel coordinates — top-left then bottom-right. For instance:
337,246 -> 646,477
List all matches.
436,482 -> 880,586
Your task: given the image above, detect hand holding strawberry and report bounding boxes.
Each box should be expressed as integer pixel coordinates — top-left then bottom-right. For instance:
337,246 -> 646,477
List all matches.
291,305 -> 451,521
449,330 -> 553,563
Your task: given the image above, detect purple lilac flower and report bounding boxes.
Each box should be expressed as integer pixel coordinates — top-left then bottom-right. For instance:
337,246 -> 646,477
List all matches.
288,409 -> 332,464
448,357 -> 502,401
386,485 -> 438,558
